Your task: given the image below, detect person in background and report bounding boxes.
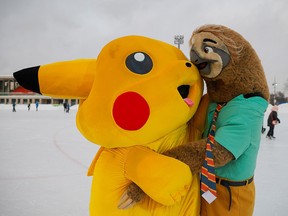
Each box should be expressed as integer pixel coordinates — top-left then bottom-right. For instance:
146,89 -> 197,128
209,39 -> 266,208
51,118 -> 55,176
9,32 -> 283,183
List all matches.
261,125 -> 266,134
66,103 -> 70,113
35,101 -> 39,111
266,105 -> 281,139
28,103 -> 31,111
63,102 -> 67,112
12,102 -> 16,112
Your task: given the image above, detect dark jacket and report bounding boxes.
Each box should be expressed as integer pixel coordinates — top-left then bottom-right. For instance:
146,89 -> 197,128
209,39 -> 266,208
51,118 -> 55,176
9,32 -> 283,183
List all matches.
267,110 -> 280,127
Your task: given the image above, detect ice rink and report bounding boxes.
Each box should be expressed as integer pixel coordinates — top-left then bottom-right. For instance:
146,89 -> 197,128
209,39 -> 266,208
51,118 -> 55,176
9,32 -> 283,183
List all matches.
1,103 -> 287,215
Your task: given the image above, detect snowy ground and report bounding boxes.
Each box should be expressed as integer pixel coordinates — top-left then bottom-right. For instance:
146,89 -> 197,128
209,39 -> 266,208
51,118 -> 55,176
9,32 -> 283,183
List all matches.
1,103 -> 287,216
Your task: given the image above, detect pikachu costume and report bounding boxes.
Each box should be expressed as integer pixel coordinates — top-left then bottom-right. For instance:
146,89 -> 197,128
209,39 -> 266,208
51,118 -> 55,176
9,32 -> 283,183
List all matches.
13,36 -> 204,215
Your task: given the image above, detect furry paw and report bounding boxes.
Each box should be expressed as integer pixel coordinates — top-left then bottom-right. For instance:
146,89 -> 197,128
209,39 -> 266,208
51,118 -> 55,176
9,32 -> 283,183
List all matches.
118,183 -> 145,209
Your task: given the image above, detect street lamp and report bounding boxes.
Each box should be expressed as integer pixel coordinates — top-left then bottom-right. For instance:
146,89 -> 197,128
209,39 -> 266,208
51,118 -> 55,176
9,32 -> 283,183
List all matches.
272,77 -> 277,105
174,35 -> 184,49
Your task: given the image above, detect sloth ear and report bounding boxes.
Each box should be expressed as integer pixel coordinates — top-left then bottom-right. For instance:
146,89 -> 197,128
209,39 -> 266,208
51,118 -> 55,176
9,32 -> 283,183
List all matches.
13,59 -> 97,99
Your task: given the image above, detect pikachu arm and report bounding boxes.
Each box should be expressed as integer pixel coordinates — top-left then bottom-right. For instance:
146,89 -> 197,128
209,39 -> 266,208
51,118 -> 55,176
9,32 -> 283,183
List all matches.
124,146 -> 192,206
87,147 -> 105,176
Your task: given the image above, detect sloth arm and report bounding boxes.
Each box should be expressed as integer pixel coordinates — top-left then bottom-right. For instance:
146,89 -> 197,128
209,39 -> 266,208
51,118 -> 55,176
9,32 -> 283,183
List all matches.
118,95 -> 234,209
163,140 -> 235,174
118,141 -> 234,209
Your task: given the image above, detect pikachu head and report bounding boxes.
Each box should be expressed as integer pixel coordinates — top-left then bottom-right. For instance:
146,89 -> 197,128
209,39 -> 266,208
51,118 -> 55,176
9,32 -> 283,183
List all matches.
14,36 -> 203,148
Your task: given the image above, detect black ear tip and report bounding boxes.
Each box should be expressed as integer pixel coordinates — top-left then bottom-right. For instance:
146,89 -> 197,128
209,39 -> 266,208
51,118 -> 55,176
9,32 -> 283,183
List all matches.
13,66 -> 41,94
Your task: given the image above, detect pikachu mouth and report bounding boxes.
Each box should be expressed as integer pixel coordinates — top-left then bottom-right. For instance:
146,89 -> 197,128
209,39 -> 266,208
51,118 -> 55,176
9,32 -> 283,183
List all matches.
178,85 -> 189,98
178,85 -> 194,107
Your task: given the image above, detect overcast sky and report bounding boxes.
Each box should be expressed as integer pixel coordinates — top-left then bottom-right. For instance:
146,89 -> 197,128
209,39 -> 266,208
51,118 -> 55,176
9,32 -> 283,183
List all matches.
1,0 -> 287,93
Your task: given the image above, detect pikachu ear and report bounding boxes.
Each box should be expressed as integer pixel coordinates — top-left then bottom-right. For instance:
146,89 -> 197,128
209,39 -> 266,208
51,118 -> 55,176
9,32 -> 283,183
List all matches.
13,59 -> 96,99
13,66 -> 41,94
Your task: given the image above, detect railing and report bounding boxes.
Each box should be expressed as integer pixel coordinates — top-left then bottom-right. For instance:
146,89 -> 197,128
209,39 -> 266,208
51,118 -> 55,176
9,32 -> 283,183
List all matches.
0,92 -> 37,96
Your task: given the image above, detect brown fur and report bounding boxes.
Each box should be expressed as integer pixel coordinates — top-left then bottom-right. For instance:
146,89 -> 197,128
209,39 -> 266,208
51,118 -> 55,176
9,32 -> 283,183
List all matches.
192,25 -> 269,102
126,183 -> 145,203
123,139 -> 234,205
163,139 -> 234,173
122,24 -> 269,205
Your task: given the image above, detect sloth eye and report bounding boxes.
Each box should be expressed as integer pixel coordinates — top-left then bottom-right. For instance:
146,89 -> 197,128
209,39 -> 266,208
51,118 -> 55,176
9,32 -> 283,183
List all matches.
204,46 -> 213,53
125,52 -> 153,75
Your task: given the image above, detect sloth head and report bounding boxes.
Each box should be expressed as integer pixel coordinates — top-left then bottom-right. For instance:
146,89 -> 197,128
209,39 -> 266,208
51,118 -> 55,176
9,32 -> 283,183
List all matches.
189,24 -> 269,102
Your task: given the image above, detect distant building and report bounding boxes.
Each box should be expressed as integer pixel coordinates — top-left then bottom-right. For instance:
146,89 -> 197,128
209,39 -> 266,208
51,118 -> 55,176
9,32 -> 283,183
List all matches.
0,75 -> 78,105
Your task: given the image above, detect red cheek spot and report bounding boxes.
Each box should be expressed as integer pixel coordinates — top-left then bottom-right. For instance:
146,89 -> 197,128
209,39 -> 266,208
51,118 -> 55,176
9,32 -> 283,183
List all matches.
113,92 -> 150,130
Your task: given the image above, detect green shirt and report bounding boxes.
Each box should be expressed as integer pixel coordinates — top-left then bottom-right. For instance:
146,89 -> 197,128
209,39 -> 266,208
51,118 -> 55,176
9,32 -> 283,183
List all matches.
204,95 -> 268,180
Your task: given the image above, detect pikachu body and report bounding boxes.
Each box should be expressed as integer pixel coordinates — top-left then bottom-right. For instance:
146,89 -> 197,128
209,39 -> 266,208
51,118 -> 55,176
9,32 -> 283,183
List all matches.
14,36 -> 203,215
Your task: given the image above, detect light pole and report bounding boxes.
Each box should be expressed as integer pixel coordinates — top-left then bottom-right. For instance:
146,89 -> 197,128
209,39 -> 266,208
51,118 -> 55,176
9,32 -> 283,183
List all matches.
272,77 -> 277,105
174,35 -> 184,49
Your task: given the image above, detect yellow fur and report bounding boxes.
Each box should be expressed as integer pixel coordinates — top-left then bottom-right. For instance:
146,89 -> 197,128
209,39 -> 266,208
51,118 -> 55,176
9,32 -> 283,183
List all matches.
14,35 -> 204,215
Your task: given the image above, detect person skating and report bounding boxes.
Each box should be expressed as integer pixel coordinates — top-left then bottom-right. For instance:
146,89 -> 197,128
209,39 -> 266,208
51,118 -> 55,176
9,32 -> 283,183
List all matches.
12,102 -> 16,112
35,101 -> 39,111
266,105 -> 281,139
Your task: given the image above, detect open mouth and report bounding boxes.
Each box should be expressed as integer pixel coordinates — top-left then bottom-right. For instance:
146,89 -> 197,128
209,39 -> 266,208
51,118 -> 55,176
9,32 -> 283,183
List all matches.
177,85 -> 194,107
178,85 -> 189,99
196,62 -> 208,70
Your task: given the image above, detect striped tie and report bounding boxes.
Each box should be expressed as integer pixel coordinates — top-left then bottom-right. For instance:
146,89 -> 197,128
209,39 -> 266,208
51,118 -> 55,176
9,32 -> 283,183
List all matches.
201,103 -> 225,204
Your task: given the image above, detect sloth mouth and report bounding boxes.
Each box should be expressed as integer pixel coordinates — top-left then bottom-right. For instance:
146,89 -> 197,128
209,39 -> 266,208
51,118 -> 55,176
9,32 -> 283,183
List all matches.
178,85 -> 190,99
196,62 -> 208,70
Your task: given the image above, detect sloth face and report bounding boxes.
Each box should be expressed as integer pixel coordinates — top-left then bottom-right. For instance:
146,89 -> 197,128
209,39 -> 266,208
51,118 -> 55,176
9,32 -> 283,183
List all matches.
190,32 -> 230,79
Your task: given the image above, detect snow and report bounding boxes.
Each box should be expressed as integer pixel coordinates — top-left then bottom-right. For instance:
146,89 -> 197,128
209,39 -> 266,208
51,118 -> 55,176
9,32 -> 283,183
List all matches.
1,103 -> 287,215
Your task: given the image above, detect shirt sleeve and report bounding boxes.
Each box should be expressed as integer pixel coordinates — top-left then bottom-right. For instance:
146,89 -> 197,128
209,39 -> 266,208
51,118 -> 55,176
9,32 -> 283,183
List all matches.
214,104 -> 253,160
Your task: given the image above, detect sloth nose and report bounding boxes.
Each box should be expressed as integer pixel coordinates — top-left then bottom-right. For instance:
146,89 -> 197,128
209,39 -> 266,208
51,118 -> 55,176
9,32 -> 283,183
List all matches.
190,50 -> 200,64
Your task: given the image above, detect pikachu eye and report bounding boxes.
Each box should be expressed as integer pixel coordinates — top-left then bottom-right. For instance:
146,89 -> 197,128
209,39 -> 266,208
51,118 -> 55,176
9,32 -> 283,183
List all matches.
126,52 -> 153,75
